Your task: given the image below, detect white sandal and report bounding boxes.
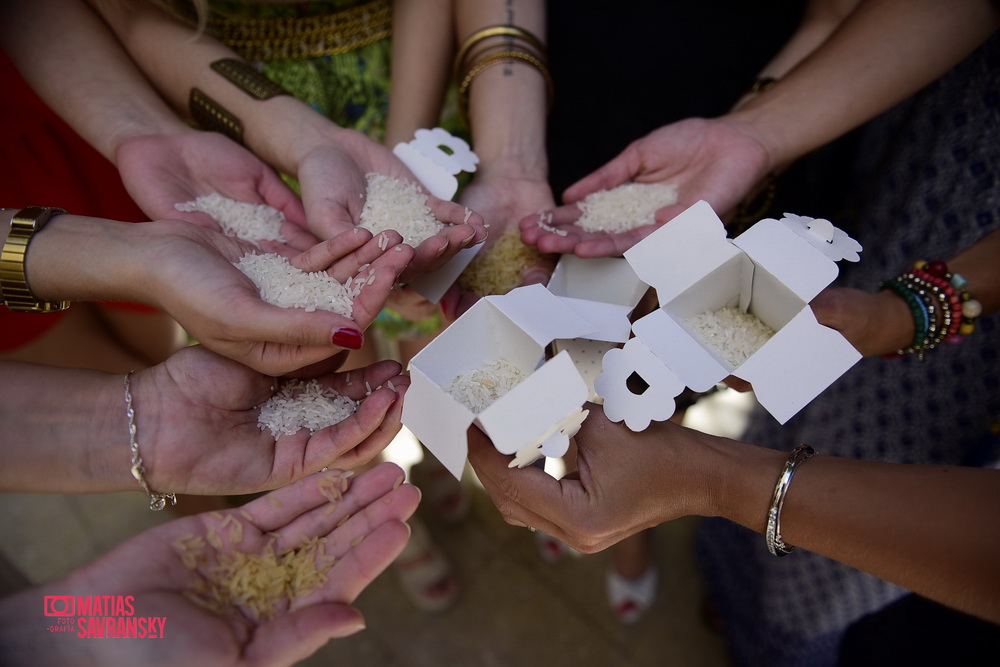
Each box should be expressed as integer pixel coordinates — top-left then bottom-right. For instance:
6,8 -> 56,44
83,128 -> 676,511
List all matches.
606,565 -> 659,625
393,519 -> 460,613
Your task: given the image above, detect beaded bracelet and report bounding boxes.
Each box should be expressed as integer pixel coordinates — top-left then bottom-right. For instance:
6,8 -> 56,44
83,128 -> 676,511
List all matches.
880,260 -> 982,359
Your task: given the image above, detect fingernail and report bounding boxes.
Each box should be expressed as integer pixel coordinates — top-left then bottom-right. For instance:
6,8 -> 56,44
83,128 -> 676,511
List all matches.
332,328 -> 363,349
461,230 -> 478,247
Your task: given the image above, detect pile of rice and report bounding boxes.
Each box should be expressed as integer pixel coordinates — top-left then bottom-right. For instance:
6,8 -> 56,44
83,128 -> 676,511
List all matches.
358,173 -> 443,247
257,379 -> 358,437
684,306 -> 776,367
176,193 -> 287,244
235,252 -> 358,317
445,359 -> 525,413
457,227 -> 542,297
575,182 -> 678,233
175,470 -> 356,621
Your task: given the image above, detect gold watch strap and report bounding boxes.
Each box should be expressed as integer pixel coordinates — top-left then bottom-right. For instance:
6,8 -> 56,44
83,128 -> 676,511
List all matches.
1,206 -> 70,313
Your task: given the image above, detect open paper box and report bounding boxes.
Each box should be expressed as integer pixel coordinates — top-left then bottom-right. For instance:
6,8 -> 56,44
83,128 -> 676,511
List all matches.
402,284 -> 598,480
595,200 -> 863,430
546,256 -> 646,402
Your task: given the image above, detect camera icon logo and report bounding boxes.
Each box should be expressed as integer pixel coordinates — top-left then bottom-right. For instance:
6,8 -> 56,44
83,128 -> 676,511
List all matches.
43,596 -> 75,616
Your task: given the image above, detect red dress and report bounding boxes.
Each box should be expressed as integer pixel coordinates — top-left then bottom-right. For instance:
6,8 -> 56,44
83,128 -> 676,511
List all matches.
0,50 -> 157,351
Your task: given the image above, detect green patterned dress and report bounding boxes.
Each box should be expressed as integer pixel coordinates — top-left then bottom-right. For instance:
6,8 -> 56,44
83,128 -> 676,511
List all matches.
171,0 -> 443,339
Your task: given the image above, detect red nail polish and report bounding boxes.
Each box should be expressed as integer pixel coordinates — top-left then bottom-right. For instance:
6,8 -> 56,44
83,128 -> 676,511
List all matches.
332,328 -> 363,350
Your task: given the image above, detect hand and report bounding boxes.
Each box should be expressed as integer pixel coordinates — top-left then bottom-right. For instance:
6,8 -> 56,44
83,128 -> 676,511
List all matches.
467,407 -> 730,553
293,127 -> 488,278
520,117 -> 773,258
116,127 -> 317,251
441,170 -> 559,319
0,463 -> 420,666
131,345 -> 409,495
140,221 -> 414,375
810,286 -> 915,357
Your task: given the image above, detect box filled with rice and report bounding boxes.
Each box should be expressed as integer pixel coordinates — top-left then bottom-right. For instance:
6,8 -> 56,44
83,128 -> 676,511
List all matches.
402,284 -> 597,479
594,200 -> 863,428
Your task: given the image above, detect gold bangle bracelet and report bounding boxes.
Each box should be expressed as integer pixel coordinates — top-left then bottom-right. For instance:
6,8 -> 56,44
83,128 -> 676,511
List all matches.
458,49 -> 554,127
454,25 -> 547,78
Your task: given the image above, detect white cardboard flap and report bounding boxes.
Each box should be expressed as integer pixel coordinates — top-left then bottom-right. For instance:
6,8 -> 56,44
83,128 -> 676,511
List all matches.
476,351 -> 588,458
556,296 -> 634,343
410,245 -> 482,304
551,338 -> 619,403
487,284 -> 597,346
548,255 -> 647,308
734,218 -> 839,303
623,200 -> 740,306
401,367 -> 476,480
734,308 -> 861,423
594,337 -> 686,431
632,308 -> 729,392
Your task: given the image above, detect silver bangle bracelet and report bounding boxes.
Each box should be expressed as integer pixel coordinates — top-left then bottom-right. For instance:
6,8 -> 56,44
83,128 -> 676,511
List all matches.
124,371 -> 177,511
765,444 -> 816,556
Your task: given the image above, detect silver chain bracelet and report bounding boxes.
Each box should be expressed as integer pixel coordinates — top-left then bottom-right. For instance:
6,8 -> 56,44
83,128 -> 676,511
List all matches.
124,371 -> 177,511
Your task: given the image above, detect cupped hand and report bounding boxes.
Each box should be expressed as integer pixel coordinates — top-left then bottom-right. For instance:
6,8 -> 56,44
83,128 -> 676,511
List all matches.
115,128 -> 316,251
520,117 -> 773,258
31,463 -> 419,667
293,128 -> 487,278
132,344 -> 409,496
440,170 -> 559,319
467,407 -> 724,553
140,221 -> 413,375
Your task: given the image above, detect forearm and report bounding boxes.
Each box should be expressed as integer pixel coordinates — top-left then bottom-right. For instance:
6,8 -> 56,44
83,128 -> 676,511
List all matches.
729,0 -> 1000,170
93,0 -> 348,178
0,0 -> 187,163
386,0 -> 454,146
13,213 -> 162,307
709,439 -> 1000,623
0,361 -> 133,493
456,0 -> 548,180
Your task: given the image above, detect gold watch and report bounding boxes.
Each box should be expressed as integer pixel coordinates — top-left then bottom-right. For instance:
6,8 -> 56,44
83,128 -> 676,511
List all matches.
1,206 -> 70,313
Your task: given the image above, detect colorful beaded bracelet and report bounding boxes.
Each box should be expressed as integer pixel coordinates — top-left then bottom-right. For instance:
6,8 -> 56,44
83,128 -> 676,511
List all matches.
880,260 -> 982,359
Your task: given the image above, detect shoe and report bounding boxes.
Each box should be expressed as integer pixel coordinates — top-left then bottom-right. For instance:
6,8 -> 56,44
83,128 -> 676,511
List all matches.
606,565 -> 659,625
411,456 -> 472,523
393,519 -> 460,612
535,531 -> 577,564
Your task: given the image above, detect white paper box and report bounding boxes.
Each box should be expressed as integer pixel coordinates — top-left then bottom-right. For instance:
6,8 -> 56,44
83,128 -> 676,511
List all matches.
402,284 -> 596,479
546,255 -> 646,402
598,200 -> 862,428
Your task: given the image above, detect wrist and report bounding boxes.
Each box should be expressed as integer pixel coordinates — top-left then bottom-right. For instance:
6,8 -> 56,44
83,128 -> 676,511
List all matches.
245,95 -> 348,176
24,214 -> 149,305
700,433 -> 787,533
